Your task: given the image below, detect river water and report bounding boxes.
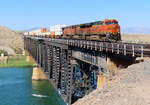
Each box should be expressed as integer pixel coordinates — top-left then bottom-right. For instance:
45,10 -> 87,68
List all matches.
0,68 -> 66,105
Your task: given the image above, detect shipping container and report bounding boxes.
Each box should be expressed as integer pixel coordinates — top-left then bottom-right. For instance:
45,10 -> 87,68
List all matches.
50,24 -> 66,35
41,28 -> 47,33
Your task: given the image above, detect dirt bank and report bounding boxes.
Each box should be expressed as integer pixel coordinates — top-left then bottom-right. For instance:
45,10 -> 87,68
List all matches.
73,58 -> 150,105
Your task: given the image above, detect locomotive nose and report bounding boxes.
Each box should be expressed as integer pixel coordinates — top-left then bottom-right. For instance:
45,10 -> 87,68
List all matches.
111,25 -> 120,33
112,24 -> 119,29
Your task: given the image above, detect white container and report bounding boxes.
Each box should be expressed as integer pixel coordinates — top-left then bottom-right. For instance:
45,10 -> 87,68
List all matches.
50,24 -> 66,35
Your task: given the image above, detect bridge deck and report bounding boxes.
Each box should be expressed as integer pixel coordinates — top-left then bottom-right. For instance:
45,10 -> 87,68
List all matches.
25,36 -> 150,58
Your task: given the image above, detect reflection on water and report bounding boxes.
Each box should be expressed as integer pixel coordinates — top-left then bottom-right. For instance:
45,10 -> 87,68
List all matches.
0,68 -> 66,105
32,80 -> 66,105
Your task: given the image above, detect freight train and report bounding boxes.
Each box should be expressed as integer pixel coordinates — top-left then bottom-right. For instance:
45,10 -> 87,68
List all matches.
26,19 -> 121,42
62,19 -> 121,41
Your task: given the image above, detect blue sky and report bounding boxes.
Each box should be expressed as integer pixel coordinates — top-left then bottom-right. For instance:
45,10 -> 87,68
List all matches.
0,0 -> 149,30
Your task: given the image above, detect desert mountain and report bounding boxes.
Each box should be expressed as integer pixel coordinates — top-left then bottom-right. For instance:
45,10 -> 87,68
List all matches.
122,27 -> 150,34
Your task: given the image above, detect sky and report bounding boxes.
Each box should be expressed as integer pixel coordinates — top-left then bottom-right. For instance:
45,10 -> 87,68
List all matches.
0,0 -> 149,30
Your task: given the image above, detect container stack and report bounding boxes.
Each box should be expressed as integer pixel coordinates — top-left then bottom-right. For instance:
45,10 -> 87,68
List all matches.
25,24 -> 66,38
50,24 -> 66,36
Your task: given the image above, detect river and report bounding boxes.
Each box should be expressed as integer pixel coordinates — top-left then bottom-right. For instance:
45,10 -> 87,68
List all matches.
0,68 -> 66,105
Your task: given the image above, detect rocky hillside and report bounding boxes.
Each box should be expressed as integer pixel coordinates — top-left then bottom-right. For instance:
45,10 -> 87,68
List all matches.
0,26 -> 24,54
73,58 -> 150,105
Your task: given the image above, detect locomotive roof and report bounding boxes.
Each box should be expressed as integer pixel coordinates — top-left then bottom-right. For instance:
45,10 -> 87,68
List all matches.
62,19 -> 118,29
63,20 -> 103,29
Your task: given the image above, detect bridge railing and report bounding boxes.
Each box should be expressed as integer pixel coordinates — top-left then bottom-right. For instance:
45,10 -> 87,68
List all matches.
25,36 -> 148,58
45,38 -> 145,58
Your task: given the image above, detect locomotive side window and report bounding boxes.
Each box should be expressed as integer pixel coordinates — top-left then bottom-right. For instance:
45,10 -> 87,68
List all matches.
105,21 -> 111,25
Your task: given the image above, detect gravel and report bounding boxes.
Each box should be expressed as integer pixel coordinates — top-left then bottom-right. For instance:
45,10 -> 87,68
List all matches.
73,58 -> 150,105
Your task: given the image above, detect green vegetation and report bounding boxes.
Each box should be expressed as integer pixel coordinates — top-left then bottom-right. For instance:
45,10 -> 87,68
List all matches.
0,55 -> 36,68
13,48 -> 23,54
0,50 -> 8,56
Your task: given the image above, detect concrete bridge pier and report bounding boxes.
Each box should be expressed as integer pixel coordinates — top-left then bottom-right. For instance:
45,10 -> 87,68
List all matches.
25,50 -> 47,80
107,57 -> 118,78
96,57 -> 118,89
32,67 -> 48,80
97,75 -> 106,89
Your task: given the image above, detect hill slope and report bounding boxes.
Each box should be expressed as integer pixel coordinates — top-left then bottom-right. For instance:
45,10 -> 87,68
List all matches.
73,59 -> 150,105
0,26 -> 24,54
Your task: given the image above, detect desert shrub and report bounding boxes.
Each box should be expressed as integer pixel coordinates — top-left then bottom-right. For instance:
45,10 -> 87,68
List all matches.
0,50 -> 8,56
14,48 -> 23,54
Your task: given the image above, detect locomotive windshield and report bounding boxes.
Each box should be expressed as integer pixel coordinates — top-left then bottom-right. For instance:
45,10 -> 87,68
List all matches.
105,21 -> 111,25
112,21 -> 118,25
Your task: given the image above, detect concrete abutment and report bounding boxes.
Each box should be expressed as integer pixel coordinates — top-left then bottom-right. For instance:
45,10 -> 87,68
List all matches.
97,54 -> 137,89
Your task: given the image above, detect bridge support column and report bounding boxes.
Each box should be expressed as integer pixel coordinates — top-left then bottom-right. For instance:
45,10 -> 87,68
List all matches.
97,57 -> 118,89
107,57 -> 118,77
26,55 -> 35,62
32,67 -> 48,80
66,49 -> 73,105
55,47 -> 61,88
97,75 -> 106,89
47,45 -> 53,79
52,47 -> 57,83
24,49 -> 47,80
60,49 -> 67,94
25,50 -> 35,63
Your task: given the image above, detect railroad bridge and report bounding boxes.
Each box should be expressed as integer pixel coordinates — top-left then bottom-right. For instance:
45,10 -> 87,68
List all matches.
24,36 -> 150,105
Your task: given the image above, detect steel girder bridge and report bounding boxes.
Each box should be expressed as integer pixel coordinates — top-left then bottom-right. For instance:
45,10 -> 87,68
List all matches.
24,36 -> 149,105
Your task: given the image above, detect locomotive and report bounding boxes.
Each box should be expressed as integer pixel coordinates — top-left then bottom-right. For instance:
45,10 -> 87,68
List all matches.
62,19 -> 121,41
